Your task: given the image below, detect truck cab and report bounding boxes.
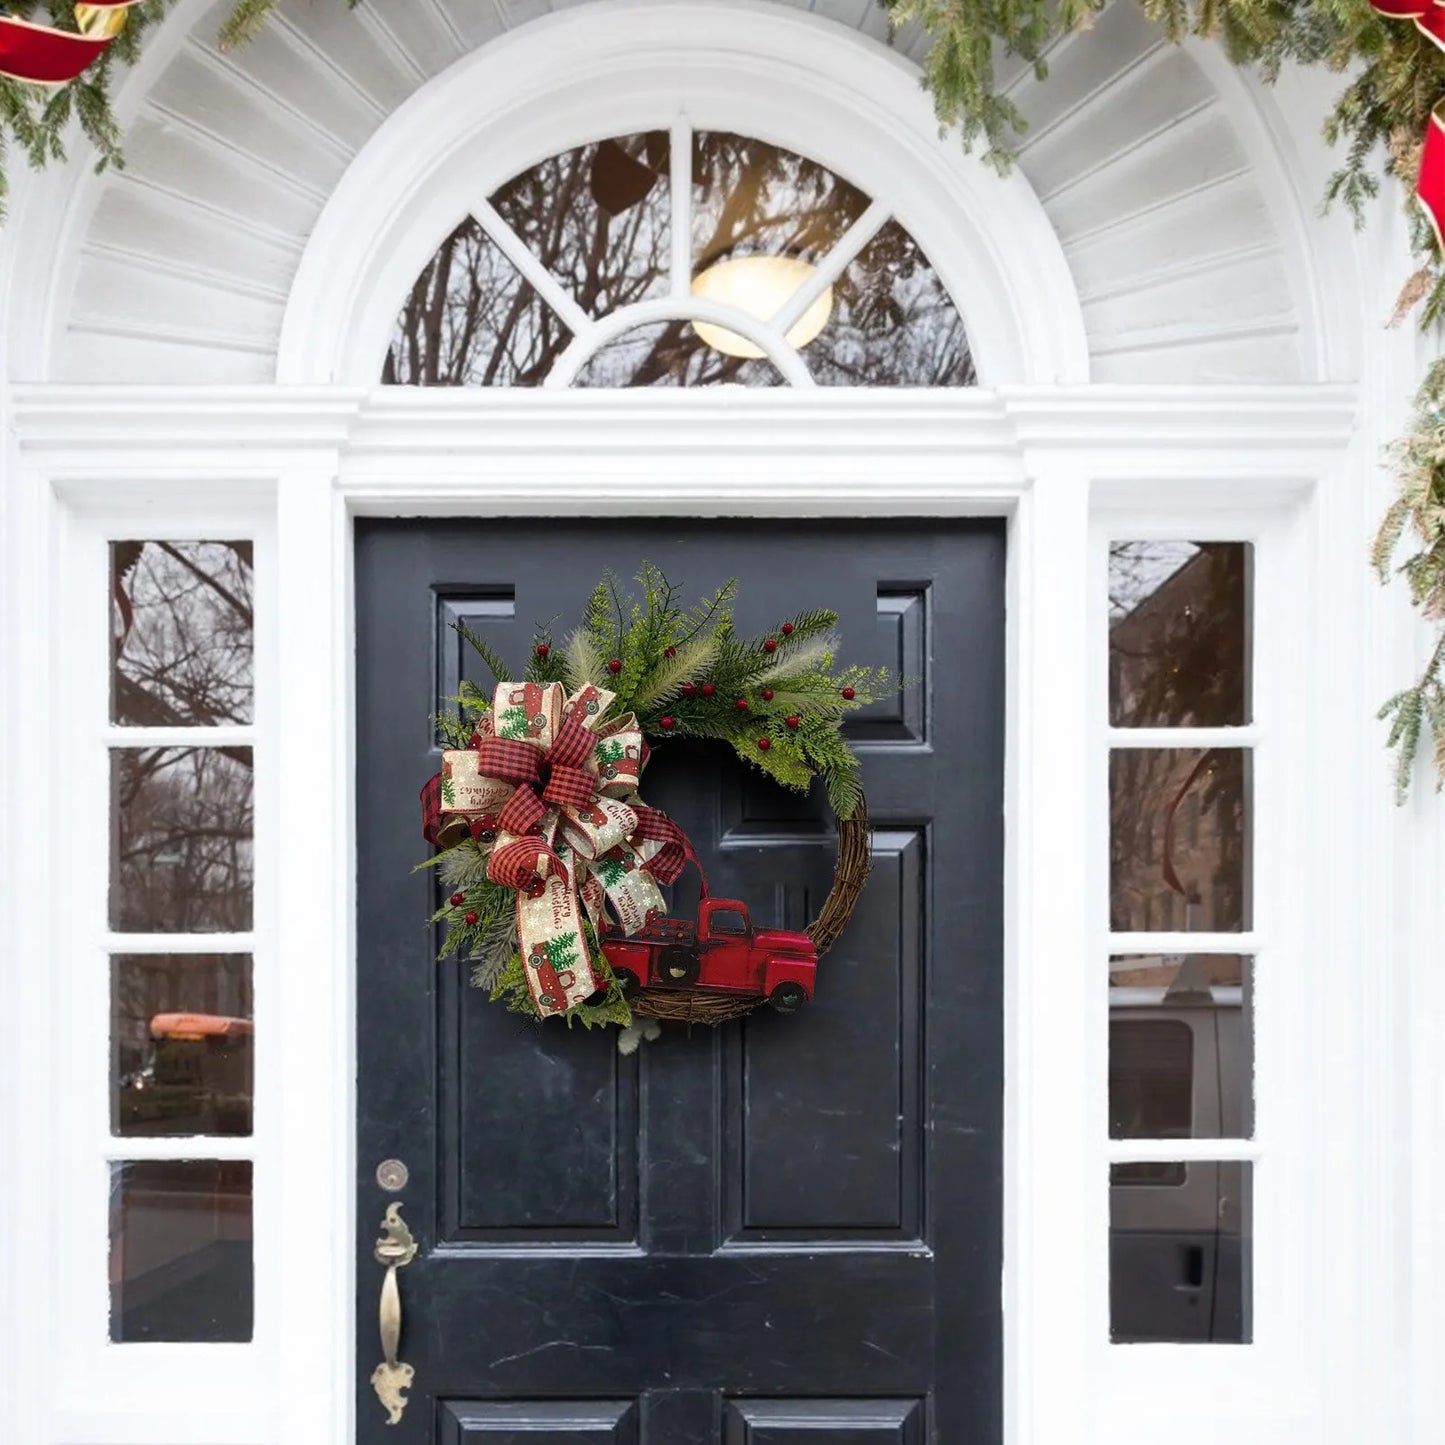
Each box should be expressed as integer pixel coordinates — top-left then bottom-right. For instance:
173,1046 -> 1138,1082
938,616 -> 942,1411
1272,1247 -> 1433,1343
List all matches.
603,897 -> 819,1011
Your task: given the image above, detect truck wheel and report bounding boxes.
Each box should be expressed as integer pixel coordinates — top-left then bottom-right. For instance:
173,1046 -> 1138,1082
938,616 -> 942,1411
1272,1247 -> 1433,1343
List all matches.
768,982 -> 807,1013
659,945 -> 699,985
612,967 -> 641,995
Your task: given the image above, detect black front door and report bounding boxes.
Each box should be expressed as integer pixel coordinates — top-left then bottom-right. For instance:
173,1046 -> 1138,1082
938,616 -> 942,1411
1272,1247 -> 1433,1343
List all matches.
355,519 -> 1004,1444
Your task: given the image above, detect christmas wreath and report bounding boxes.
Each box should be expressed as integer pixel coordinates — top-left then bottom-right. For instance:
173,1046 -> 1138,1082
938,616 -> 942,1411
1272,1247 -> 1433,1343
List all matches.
418,566 -> 895,1044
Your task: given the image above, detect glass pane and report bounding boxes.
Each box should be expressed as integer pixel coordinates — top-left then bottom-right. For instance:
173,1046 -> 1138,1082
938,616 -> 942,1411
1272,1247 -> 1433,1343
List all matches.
1110,748 -> 1250,933
691,131 -> 868,273
382,217 -> 572,385
113,955 -> 254,1137
571,320 -> 784,388
1110,1160 -> 1252,1343
489,131 -> 672,319
110,748 -> 254,932
1109,542 -> 1251,727
109,1160 -> 253,1342
1111,955 -> 1254,1152
807,220 -> 975,386
111,541 -> 254,726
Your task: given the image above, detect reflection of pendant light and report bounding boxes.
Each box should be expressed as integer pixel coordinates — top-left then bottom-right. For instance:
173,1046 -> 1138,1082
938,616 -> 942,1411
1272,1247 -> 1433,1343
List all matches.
690,255 -> 833,359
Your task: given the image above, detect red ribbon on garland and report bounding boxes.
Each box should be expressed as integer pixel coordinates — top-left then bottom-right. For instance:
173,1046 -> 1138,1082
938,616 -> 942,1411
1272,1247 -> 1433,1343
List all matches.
1369,0 -> 1445,249
0,3 -> 137,86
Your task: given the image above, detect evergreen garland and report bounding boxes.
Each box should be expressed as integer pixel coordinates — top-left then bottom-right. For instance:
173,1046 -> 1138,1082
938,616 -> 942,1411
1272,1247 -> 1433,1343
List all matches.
418,565 -> 898,1029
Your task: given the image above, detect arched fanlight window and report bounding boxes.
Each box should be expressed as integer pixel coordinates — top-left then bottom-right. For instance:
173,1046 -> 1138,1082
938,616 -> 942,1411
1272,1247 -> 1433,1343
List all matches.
382,125 -> 975,389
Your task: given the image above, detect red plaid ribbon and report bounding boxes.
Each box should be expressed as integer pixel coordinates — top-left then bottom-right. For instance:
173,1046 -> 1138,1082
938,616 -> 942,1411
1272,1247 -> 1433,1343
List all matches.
631,805 -> 698,887
474,704 -> 600,838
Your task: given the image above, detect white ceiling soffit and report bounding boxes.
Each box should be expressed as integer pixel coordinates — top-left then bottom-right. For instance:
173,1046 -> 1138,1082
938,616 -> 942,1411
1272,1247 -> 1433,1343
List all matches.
38,0 -> 1313,385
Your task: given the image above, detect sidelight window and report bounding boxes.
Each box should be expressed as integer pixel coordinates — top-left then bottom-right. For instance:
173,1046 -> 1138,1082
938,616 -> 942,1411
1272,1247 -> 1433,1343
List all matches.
1105,539 -> 1257,1345
382,125 -> 973,389
104,541 -> 257,1344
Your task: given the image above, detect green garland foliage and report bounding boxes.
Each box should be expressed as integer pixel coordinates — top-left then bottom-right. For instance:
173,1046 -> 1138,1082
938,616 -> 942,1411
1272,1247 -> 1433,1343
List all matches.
1374,358 -> 1445,800
418,565 -> 897,1028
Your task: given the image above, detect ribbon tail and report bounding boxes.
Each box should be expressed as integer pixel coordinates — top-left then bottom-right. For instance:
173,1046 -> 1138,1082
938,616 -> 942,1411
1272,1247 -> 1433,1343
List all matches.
1419,108 -> 1445,255
515,843 -> 606,1017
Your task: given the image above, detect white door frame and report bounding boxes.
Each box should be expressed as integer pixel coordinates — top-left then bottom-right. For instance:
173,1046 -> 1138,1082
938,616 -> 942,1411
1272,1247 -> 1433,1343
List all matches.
0,381 -> 1389,1445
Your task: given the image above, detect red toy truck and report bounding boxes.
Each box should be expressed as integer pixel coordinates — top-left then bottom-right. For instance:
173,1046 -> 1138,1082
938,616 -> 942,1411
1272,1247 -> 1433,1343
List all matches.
602,897 -> 818,1012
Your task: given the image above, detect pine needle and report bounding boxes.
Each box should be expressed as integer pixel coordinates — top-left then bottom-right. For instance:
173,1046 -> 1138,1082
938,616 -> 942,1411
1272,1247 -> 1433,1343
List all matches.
468,916 -> 518,990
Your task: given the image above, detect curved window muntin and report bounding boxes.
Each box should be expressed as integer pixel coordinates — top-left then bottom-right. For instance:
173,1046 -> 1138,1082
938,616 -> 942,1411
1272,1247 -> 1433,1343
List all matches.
383,116 -> 973,390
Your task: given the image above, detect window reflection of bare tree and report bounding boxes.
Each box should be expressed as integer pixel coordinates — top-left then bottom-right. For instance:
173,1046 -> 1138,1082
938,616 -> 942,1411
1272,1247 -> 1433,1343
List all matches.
382,132 -> 974,388
112,541 -> 254,727
110,540 -> 256,933
112,748 -> 254,933
1109,545 -> 1250,933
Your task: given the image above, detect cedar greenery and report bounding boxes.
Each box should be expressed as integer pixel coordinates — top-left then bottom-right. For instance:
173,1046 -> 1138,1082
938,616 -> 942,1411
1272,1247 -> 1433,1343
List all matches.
418,564 -> 898,1028
6,1 -> 1445,787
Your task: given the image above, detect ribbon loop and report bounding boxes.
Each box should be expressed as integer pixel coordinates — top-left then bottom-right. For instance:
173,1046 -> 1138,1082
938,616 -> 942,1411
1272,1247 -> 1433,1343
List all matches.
420,679 -> 704,1017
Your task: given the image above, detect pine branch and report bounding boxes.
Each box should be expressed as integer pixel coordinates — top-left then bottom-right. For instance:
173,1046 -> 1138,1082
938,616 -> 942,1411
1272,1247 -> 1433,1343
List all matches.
453,620 -> 512,686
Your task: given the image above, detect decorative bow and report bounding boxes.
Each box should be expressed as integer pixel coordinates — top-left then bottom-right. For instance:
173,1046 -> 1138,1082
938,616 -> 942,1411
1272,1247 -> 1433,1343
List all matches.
422,681 -> 697,1017
0,3 -> 135,85
1369,0 -> 1445,249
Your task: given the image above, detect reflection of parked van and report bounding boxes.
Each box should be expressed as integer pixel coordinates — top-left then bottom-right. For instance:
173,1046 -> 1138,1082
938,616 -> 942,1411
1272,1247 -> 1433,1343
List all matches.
1109,985 -> 1252,1342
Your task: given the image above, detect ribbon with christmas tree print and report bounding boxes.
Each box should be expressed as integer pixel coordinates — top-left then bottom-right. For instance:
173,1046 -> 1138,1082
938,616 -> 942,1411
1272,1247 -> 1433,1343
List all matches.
1369,0 -> 1445,248
0,2 -> 136,85
422,680 -> 697,1017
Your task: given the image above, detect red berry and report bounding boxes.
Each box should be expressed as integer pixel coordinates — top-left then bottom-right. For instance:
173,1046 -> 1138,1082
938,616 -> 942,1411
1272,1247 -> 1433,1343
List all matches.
464,911 -> 479,925
659,715 -> 675,730
786,715 -> 800,729
735,697 -> 749,711
608,658 -> 622,674
681,681 -> 696,697
757,737 -> 771,751
450,892 -> 465,906
763,638 -> 777,653
761,688 -> 775,701
781,622 -> 795,635
664,646 -> 677,658
535,643 -> 549,658
841,686 -> 856,700
701,683 -> 716,697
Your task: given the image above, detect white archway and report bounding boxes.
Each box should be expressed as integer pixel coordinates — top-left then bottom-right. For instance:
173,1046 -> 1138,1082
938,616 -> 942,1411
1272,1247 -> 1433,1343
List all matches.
275,0 -> 1091,387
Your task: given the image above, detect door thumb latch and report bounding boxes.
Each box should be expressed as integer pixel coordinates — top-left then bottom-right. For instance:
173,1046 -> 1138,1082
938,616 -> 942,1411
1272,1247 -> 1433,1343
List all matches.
371,1202 -> 418,1425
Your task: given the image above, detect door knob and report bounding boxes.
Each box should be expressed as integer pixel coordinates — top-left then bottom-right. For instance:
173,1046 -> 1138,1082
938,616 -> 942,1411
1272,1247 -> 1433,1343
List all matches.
370,1202 -> 418,1424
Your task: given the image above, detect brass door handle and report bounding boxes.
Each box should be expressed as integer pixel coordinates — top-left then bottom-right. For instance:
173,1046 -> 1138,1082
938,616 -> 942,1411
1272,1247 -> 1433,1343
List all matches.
370,1202 -> 418,1425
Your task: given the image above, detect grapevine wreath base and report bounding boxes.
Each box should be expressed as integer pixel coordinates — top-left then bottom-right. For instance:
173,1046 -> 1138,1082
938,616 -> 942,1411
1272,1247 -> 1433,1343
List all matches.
418,566 -> 898,1040
623,795 -> 870,1026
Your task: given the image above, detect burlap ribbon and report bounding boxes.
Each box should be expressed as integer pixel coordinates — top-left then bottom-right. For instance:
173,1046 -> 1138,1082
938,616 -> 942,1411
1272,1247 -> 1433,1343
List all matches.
422,681 -> 697,1016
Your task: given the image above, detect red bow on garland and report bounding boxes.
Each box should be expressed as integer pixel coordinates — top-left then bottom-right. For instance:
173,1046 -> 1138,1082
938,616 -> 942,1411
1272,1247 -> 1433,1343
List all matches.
1369,0 -> 1445,249
0,3 -> 137,85
422,681 -> 698,1017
